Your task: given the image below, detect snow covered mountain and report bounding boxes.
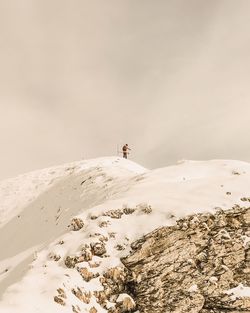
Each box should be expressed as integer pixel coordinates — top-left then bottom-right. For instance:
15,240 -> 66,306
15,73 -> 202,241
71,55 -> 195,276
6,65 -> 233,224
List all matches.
0,157 -> 250,312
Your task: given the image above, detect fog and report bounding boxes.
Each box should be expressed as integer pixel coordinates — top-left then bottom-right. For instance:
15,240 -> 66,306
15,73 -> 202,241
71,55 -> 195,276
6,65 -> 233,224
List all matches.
0,0 -> 250,179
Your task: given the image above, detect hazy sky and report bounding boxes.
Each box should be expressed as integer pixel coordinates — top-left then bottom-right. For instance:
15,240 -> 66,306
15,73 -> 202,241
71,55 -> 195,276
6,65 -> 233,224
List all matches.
0,0 -> 250,179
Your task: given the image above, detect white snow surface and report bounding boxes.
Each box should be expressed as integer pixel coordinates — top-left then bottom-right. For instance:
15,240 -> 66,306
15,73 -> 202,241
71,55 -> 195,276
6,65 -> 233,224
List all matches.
0,157 -> 250,312
225,283 -> 250,299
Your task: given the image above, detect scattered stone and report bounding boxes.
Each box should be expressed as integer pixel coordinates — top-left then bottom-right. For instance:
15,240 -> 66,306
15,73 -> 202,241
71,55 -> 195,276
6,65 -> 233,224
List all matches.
71,218 -> 84,231
65,256 -> 83,268
115,244 -> 126,251
137,203 -> 152,214
57,288 -> 67,298
89,307 -> 97,313
99,235 -> 109,242
54,296 -> 65,306
80,247 -> 93,261
72,288 -> 91,304
99,221 -> 110,228
94,290 -> 107,308
241,197 -> 250,202
226,192 -> 232,195
91,242 -> 106,256
50,253 -> 61,261
90,214 -> 99,220
104,209 -> 124,219
72,305 -> 81,313
232,170 -> 240,175
78,267 -> 99,282
54,288 -> 67,306
123,207 -> 136,215
109,232 -> 117,239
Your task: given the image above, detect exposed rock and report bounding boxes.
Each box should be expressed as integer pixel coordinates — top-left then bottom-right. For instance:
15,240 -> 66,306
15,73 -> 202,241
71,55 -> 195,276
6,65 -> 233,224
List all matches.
91,242 -> 107,256
65,255 -> 84,268
72,287 -> 91,304
71,217 -> 84,231
49,253 -> 61,261
54,288 -> 67,306
104,209 -> 124,219
137,203 -> 152,214
78,267 -> 99,282
57,288 -> 67,298
99,221 -> 110,228
116,293 -> 136,312
109,232 -> 117,239
54,296 -> 65,306
123,207 -> 136,215
72,304 -> 81,313
80,246 -> 93,261
90,214 -> 99,220
122,207 -> 250,313
115,244 -> 126,251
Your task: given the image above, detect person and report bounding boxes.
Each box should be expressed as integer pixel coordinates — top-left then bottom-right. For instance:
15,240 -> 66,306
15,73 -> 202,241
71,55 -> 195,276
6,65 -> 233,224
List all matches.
122,144 -> 131,159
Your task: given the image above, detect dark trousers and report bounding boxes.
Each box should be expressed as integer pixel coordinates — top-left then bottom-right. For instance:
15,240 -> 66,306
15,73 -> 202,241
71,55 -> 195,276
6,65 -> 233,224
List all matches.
123,153 -> 127,159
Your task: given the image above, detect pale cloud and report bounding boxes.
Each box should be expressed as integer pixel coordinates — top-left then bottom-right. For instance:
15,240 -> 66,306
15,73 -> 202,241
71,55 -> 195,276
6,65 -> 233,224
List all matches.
0,0 -> 250,179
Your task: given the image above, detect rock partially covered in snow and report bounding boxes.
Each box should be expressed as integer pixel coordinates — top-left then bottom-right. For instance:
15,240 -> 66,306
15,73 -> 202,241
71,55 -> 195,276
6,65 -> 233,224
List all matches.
91,242 -> 107,256
71,217 -> 84,231
122,207 -> 250,313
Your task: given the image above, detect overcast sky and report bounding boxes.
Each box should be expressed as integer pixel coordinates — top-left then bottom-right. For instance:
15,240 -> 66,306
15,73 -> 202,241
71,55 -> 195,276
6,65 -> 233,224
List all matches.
0,0 -> 250,179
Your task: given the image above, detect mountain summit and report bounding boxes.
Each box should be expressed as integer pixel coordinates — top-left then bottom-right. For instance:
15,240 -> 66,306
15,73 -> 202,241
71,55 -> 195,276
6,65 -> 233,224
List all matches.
0,157 -> 250,312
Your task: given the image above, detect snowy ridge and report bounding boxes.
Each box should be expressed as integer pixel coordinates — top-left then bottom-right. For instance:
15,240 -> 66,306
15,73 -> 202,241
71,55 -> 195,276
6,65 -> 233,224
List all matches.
0,157 -> 250,311
0,157 -> 146,228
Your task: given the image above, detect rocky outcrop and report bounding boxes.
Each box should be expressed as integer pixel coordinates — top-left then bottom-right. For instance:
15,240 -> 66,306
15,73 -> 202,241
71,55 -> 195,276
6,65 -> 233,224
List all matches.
122,207 -> 250,313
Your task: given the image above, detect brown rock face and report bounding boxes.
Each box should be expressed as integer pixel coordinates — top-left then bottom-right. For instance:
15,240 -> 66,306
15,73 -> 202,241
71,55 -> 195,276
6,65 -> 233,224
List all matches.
122,207 -> 250,313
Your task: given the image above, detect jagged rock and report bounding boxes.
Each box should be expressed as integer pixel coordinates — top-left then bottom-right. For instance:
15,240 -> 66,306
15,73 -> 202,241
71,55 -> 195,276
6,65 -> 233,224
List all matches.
99,267 -> 128,304
72,288 -> 91,304
49,253 -> 61,261
99,221 -> 110,228
116,293 -> 136,312
91,242 -> 106,256
54,288 -> 67,306
135,203 -> 152,214
80,247 -> 93,261
122,207 -> 250,313
54,296 -> 65,306
65,255 -> 84,268
94,290 -> 107,307
123,207 -> 136,215
78,267 -> 99,282
104,267 -> 127,283
115,244 -> 126,251
104,209 -> 124,219
99,235 -> 109,242
72,304 -> 81,313
57,288 -> 67,298
90,214 -> 99,220
71,218 -> 84,231
109,232 -> 117,238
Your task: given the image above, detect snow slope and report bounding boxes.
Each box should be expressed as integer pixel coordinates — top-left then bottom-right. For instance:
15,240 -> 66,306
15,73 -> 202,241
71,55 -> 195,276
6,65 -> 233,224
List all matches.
0,157 -> 250,312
